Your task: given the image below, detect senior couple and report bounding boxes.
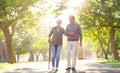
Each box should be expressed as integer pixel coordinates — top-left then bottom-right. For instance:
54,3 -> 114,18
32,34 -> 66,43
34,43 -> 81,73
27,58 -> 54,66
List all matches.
48,15 -> 82,71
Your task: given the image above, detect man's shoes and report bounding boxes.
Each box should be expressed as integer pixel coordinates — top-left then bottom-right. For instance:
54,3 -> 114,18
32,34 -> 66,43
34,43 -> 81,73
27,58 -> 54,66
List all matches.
66,67 -> 71,70
72,67 -> 76,71
66,67 -> 76,71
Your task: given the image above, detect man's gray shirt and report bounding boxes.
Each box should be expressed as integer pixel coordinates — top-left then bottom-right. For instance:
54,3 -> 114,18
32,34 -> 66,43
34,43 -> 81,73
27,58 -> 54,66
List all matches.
66,23 -> 82,42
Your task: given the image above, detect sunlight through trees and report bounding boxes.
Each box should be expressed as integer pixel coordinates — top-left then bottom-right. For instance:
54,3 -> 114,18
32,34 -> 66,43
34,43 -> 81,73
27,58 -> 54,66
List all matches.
0,0 -> 120,64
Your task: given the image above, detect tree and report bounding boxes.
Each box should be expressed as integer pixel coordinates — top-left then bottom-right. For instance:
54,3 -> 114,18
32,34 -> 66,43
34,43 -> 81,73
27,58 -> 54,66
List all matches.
32,38 -> 48,61
0,0 -> 39,63
115,30 -> 120,53
77,0 -> 120,60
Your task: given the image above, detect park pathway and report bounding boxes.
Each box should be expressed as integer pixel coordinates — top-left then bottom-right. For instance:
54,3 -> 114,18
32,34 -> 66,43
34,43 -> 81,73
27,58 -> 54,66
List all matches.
1,59 -> 120,73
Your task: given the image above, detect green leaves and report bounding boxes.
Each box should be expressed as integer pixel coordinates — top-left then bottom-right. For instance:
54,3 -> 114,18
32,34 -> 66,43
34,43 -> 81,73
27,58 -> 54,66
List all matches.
77,0 -> 120,58
32,38 -> 48,52
0,0 -> 7,21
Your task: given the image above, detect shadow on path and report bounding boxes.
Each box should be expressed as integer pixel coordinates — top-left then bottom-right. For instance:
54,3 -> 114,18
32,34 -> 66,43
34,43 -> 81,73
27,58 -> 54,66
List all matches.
2,60 -> 120,73
4,68 -> 85,73
77,61 -> 120,73
4,68 -> 47,73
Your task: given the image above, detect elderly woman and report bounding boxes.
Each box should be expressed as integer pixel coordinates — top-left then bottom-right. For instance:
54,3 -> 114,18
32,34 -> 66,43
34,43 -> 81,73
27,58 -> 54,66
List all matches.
48,19 -> 65,71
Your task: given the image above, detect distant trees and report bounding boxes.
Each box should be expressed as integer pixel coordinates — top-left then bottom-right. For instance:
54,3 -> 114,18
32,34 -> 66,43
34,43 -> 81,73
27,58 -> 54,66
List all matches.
77,0 -> 120,60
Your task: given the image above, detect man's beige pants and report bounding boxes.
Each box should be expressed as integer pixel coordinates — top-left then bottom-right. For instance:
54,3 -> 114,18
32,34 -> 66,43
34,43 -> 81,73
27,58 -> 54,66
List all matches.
67,41 -> 78,68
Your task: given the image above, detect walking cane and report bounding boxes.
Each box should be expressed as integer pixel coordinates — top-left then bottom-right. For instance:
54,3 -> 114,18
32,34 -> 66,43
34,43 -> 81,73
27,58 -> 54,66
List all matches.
48,40 -> 51,69
48,25 -> 51,69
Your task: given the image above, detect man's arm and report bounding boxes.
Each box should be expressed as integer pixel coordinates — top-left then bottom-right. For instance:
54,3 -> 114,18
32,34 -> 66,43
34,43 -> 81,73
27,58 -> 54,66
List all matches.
78,24 -> 82,46
64,25 -> 74,36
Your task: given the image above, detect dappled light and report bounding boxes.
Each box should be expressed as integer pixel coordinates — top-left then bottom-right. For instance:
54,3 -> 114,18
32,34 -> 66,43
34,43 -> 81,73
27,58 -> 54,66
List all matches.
0,0 -> 120,73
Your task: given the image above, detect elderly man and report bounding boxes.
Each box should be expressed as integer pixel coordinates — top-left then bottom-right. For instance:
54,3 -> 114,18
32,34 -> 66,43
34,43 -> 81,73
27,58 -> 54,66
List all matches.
66,15 -> 82,71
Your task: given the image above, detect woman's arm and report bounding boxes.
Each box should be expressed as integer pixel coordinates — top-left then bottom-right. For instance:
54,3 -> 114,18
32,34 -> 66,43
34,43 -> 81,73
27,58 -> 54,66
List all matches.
48,28 -> 53,43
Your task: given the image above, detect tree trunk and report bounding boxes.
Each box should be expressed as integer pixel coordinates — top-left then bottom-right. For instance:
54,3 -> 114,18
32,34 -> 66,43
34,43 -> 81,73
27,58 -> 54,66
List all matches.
110,27 -> 119,60
28,52 -> 34,61
41,53 -> 47,61
105,53 -> 108,59
36,55 -> 39,61
17,54 -> 20,62
0,39 -> 2,61
96,50 -> 101,58
6,38 -> 16,63
99,37 -> 109,59
2,28 -> 16,63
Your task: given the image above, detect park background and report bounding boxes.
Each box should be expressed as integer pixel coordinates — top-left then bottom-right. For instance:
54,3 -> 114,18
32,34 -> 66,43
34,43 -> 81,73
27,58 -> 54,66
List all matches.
0,0 -> 120,73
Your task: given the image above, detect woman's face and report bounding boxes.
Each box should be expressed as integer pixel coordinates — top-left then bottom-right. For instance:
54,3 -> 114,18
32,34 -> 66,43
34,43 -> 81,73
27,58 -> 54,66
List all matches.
56,20 -> 62,27
57,22 -> 61,27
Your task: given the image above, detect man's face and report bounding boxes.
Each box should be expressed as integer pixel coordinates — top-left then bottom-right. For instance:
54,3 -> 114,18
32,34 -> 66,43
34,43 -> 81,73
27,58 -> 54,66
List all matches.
69,16 -> 74,24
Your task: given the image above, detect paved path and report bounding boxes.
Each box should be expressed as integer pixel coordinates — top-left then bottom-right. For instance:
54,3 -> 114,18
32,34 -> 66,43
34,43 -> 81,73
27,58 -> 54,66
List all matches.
1,59 -> 120,73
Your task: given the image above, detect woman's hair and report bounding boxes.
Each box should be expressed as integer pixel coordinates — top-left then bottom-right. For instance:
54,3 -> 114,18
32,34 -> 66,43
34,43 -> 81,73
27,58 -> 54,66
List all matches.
56,19 -> 62,23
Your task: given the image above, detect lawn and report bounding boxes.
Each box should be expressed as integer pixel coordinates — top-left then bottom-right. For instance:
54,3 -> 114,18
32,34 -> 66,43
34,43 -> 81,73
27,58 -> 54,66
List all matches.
0,63 -> 18,72
98,58 -> 120,67
0,61 -> 48,73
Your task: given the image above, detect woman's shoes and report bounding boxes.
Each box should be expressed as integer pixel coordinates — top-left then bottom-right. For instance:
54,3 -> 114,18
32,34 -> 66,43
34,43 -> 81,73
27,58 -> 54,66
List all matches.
52,67 -> 58,72
55,68 -> 58,71
66,67 -> 71,71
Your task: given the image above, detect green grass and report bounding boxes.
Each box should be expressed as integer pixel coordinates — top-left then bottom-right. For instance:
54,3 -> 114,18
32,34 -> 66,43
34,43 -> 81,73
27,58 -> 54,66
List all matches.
0,61 -> 47,72
0,62 -> 31,72
98,58 -> 120,67
0,63 -> 16,72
